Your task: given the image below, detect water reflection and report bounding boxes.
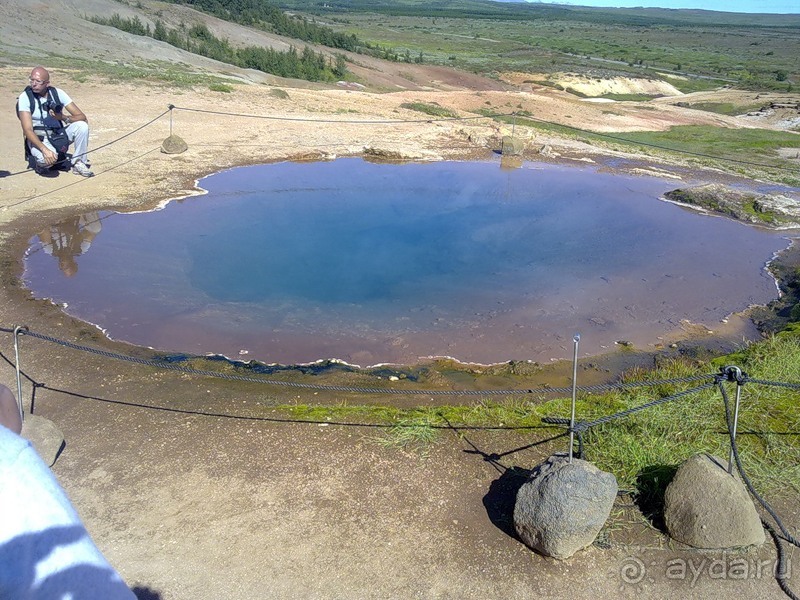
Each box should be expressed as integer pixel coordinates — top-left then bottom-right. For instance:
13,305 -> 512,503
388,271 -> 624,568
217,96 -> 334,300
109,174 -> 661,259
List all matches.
36,212 -> 103,277
500,155 -> 523,170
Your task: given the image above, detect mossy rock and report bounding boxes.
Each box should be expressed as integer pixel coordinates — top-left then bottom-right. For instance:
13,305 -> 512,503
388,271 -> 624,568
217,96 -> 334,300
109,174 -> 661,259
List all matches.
161,135 -> 188,154
501,135 -> 524,156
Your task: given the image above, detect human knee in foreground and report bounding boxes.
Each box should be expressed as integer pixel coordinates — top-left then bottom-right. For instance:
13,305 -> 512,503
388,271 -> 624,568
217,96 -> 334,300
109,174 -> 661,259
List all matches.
0,384 -> 135,599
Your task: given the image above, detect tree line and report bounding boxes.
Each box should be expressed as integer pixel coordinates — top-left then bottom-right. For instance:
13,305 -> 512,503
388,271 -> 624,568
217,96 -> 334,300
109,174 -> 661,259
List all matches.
162,0 -> 425,64
165,0 -> 363,51
91,14 -> 347,82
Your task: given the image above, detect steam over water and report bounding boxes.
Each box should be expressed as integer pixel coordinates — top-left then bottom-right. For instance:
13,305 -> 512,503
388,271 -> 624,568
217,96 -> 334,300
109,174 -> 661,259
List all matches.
24,159 -> 788,366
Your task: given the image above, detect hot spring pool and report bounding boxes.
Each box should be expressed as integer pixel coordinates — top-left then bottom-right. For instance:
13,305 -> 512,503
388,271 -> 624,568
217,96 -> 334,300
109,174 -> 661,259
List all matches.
24,158 -> 789,366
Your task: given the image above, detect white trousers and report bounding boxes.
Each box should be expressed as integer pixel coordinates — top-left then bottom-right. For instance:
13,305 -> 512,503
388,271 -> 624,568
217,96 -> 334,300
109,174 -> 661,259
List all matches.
30,120 -> 90,166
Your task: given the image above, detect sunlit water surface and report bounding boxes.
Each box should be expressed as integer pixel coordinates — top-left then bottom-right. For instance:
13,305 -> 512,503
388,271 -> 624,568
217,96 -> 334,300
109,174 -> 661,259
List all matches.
24,158 -> 789,365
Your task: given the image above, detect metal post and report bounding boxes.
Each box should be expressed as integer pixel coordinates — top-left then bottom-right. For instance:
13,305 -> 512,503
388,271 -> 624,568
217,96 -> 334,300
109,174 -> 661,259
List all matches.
169,106 -> 174,137
13,325 -> 28,423
728,381 -> 742,474
569,334 -> 580,463
511,112 -> 517,138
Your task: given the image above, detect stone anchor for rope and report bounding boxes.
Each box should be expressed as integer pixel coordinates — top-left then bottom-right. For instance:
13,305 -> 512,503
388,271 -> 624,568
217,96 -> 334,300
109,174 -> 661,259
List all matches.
12,325 -> 64,466
717,365 -> 748,475
162,104 -> 187,154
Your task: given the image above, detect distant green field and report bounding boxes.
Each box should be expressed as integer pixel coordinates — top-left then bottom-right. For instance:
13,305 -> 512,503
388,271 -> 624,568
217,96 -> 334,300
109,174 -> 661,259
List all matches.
487,111 -> 800,184
278,0 -> 799,93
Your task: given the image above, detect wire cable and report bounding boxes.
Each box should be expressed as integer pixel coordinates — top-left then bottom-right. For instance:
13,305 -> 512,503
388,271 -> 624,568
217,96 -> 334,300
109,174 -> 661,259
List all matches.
169,104 -> 495,125
3,148 -> 160,210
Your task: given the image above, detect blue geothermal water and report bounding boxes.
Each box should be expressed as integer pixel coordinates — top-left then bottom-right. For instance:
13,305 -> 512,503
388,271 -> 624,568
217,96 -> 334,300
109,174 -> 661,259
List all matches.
24,158 -> 789,366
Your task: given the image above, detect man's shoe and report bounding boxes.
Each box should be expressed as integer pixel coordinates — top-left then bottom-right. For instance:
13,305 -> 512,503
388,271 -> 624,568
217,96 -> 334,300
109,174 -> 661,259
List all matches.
72,160 -> 94,177
34,163 -> 58,178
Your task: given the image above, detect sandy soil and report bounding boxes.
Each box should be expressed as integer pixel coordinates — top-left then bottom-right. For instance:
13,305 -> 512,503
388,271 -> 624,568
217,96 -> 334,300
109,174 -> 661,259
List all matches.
2,0 -> 800,598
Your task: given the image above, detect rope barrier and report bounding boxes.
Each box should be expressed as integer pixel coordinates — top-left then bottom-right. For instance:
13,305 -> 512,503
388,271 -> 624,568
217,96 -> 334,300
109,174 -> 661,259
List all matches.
3,148 -> 161,210
83,109 -> 170,159
170,103 -> 798,173
2,110 -> 170,181
168,104 -> 495,125
544,380 -> 718,433
4,99 -> 793,201
744,377 -> 800,391
718,379 -> 800,600
542,367 -> 800,600
3,323 -> 799,597
1,326 -> 717,397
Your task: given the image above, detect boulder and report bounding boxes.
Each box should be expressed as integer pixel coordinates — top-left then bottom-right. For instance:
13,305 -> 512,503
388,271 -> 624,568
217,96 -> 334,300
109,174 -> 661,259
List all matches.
161,134 -> 188,154
501,135 -> 524,156
513,453 -> 618,559
664,453 -> 765,549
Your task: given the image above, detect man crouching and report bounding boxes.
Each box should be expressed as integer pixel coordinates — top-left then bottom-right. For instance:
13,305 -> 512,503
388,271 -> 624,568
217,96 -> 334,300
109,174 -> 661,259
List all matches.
17,66 -> 94,177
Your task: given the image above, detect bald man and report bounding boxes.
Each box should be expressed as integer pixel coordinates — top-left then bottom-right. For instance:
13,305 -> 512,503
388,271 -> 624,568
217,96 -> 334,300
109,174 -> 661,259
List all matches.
17,66 -> 94,177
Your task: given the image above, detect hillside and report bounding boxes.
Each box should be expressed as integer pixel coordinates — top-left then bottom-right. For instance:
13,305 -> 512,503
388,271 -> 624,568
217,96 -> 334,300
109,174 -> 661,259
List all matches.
0,0 -> 510,92
3,0 -> 797,127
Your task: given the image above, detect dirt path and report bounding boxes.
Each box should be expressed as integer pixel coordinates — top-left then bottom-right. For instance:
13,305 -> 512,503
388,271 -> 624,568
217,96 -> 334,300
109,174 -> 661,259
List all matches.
6,335 -> 797,600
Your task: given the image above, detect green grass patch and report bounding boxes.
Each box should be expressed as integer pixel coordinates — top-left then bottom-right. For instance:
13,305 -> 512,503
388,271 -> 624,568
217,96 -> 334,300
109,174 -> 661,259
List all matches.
682,101 -> 765,116
209,83 -> 234,93
539,341 -> 800,497
34,54 -> 238,89
303,5 -> 799,93
481,110 -> 800,184
377,418 -> 440,451
400,101 -> 459,118
272,332 -> 800,498
599,93 -> 660,102
622,125 -> 800,179
661,76 -> 730,95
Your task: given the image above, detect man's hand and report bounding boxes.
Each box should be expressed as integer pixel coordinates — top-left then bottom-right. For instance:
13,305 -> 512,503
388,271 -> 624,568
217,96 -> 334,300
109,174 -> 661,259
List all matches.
41,146 -> 57,166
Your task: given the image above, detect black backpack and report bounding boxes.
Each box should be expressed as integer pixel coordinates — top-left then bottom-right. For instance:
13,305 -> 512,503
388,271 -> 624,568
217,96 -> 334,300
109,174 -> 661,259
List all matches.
16,86 -> 71,169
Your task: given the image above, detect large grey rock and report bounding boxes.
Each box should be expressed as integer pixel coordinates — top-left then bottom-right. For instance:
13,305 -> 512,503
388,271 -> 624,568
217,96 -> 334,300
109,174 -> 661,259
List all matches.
21,414 -> 65,467
501,135 -> 524,156
161,134 -> 188,154
513,454 -> 618,559
664,453 -> 765,549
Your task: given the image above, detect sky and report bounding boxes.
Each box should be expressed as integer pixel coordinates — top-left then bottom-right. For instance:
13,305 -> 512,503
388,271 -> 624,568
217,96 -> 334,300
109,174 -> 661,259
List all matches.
522,0 -> 798,13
